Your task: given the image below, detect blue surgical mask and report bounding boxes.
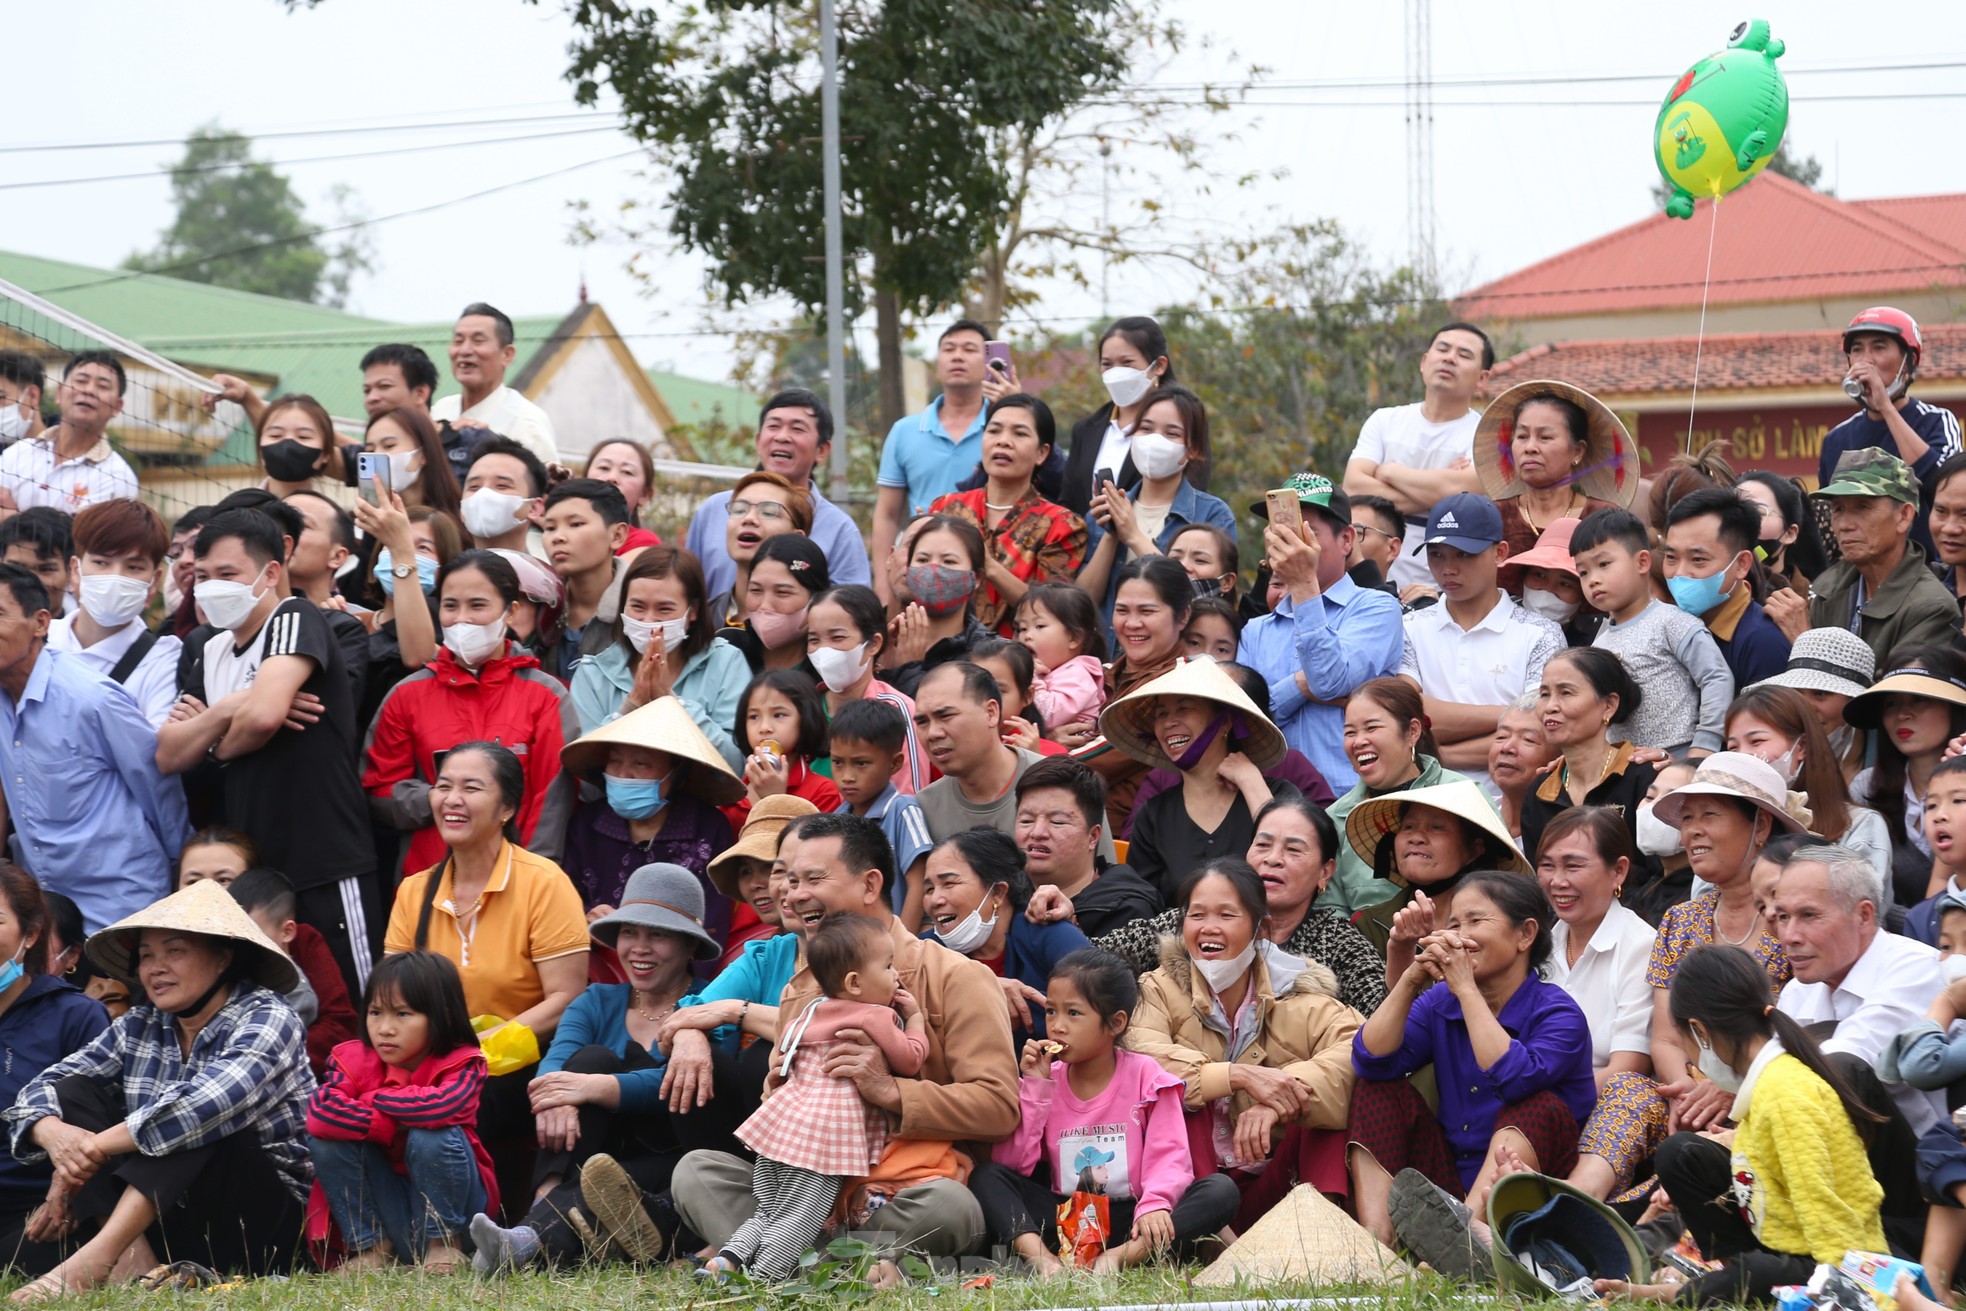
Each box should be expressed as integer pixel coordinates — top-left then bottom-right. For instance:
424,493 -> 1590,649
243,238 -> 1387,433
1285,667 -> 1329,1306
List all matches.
604,773 -> 667,821
1667,564 -> 1733,618
0,945 -> 26,994
373,548 -> 438,598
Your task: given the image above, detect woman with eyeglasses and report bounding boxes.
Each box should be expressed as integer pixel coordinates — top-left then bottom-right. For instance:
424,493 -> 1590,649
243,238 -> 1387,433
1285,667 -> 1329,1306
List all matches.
708,472 -> 813,630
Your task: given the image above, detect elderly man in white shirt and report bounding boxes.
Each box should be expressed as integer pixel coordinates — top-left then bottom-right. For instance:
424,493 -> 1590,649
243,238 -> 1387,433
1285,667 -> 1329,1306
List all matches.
1399,492 -> 1563,793
429,302 -> 558,467
1773,843 -> 1947,1133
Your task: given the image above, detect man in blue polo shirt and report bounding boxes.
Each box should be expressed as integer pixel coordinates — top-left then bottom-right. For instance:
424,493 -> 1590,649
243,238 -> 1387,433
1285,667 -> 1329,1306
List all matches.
684,389 -> 870,600
1819,306 -> 1961,557
871,319 -> 991,601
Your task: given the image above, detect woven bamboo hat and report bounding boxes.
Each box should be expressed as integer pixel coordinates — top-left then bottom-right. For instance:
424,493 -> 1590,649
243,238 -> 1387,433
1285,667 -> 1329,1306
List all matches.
561,695 -> 745,806
1474,380 -> 1640,508
706,794 -> 820,901
85,879 -> 300,994
1345,778 -> 1531,879
1194,1183 -> 1413,1288
1097,656 -> 1286,773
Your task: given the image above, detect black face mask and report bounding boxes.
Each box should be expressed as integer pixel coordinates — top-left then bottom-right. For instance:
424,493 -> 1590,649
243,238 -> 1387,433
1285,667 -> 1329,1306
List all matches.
1190,576 -> 1224,599
1756,537 -> 1786,564
261,438 -> 322,483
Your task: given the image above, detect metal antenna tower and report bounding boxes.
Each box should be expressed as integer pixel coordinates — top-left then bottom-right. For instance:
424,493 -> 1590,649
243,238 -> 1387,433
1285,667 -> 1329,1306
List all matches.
1404,0 -> 1436,280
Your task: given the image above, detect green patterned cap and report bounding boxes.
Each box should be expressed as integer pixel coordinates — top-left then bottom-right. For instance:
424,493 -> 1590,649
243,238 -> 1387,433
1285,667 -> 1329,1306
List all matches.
1814,446 -> 1918,506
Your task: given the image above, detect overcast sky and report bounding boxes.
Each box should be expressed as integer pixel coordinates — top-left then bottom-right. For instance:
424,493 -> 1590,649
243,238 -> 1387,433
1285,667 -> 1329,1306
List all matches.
11,1 -> 1966,384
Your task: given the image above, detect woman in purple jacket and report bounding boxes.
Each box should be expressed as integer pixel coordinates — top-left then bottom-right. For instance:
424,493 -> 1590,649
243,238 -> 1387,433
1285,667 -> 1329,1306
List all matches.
1346,869 -> 1595,1276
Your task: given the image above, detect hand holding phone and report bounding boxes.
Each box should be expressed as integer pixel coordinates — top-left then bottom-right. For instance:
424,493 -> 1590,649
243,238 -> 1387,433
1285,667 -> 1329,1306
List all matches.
357,453 -> 391,508
985,341 -> 1012,375
1265,488 -> 1306,538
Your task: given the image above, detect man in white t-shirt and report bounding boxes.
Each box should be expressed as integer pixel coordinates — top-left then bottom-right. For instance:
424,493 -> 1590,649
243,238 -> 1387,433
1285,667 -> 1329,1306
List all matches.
430,302 -> 559,468
1343,322 -> 1493,590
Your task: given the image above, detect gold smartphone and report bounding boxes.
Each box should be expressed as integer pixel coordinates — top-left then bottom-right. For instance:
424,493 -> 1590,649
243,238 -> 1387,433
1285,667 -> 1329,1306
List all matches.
1265,488 -> 1305,536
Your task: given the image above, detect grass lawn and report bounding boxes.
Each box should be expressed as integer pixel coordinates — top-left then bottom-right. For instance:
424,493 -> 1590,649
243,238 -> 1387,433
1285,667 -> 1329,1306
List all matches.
0,1261 -> 1488,1310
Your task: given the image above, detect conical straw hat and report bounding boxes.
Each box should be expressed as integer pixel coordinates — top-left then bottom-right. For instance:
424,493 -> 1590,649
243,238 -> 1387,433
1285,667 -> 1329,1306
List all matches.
86,879 -> 300,994
1345,778 -> 1532,878
1474,379 -> 1640,508
1194,1183 -> 1414,1288
1097,656 -> 1287,772
561,695 -> 745,806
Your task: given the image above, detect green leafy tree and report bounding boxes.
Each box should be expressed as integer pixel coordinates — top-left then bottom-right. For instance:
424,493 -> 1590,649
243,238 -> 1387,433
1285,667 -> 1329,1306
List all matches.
125,125 -> 374,306
539,0 -> 1128,430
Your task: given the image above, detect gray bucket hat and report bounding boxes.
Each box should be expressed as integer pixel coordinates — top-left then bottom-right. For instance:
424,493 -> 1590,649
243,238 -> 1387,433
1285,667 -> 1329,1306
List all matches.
588,863 -> 721,961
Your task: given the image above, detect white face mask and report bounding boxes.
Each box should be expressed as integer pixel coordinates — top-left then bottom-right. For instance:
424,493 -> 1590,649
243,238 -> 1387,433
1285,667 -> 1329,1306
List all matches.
80,572 -> 152,628
1130,431 -> 1186,480
1944,954 -> 1966,984
460,489 -> 528,540
443,618 -> 508,666
1520,586 -> 1580,624
1694,1033 -> 1743,1094
933,901 -> 998,956
623,615 -> 688,656
0,404 -> 32,444
1635,802 -> 1683,857
1195,941 -> 1258,994
1102,365 -> 1155,410
1761,743 -> 1801,786
808,640 -> 872,693
385,449 -> 422,492
163,570 -> 185,617
193,568 -> 268,632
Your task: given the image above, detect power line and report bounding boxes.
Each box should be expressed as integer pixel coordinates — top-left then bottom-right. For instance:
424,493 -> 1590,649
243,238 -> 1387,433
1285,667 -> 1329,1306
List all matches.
0,111 -> 623,156
11,56 -> 1966,157
31,149 -> 647,298
0,126 -> 632,193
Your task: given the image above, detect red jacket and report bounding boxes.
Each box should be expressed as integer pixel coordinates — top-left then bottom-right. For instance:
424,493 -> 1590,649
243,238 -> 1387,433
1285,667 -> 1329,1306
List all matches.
304,1040 -> 500,1247
292,923 -> 358,1079
362,643 -> 579,876
719,756 -> 843,834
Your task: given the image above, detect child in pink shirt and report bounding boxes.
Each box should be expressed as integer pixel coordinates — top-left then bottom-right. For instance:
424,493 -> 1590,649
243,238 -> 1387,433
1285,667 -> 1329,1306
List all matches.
974,950 -> 1238,1275
1015,585 -> 1108,735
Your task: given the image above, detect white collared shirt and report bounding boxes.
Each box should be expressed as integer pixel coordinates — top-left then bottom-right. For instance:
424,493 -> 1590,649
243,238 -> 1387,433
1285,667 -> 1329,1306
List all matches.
0,434 -> 140,513
1778,928 -> 1948,1134
1545,900 -> 1658,1070
433,385 -> 558,466
1399,590 -> 1564,791
46,614 -> 181,731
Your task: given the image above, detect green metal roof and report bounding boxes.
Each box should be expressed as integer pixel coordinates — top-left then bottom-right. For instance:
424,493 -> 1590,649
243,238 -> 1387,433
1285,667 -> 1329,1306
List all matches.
0,249 -> 392,342
645,369 -> 760,428
0,248 -> 729,469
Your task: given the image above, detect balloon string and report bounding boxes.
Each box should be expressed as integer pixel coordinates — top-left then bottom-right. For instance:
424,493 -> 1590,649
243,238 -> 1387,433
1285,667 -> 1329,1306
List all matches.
1685,195 -> 1721,453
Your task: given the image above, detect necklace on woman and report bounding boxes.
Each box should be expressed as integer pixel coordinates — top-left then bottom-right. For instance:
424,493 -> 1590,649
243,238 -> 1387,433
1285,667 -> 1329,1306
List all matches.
1713,902 -> 1758,946
985,500 -> 1016,512
632,992 -> 680,1024
1522,487 -> 1585,534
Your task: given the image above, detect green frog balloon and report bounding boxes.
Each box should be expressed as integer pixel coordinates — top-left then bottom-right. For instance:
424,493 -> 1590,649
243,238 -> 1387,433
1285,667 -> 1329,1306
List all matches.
1655,19 -> 1789,219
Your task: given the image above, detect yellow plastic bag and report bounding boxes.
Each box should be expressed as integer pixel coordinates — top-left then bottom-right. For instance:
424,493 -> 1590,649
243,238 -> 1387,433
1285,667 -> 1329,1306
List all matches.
470,1015 -> 540,1076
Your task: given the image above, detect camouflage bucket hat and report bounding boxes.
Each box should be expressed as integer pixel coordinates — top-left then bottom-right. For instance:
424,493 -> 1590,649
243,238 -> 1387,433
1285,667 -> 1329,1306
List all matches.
1813,446 -> 1918,506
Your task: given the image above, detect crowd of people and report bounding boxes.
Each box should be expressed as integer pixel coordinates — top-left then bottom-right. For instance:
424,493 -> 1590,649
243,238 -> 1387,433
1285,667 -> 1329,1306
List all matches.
0,300 -> 1962,1306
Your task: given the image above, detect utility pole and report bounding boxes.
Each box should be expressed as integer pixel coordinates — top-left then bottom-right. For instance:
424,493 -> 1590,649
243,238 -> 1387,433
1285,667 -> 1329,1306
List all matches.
1404,0 -> 1436,281
821,0 -> 849,502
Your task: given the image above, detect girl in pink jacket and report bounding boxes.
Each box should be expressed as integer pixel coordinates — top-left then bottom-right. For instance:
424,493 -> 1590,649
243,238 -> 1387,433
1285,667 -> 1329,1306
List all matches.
974,949 -> 1239,1276
1015,585 -> 1108,733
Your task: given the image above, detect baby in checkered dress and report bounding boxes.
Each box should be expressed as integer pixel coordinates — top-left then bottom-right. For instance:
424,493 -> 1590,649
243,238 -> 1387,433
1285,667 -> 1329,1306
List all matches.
707,914 -> 928,1283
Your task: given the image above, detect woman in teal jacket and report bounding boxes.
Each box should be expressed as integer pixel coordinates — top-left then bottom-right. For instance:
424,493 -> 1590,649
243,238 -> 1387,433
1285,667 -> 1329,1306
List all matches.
570,546 -> 749,771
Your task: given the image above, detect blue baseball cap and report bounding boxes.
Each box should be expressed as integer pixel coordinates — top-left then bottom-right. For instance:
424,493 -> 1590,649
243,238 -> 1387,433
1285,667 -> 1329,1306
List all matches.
1414,493 -> 1505,555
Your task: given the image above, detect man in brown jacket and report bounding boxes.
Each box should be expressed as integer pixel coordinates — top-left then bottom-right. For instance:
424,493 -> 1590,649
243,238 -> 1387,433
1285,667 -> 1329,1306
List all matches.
671,812 -> 1019,1265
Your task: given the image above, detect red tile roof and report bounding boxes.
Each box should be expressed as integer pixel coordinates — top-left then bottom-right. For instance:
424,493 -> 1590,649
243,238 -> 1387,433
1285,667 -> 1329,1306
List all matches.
1456,175 -> 1966,321
1482,324 -> 1966,399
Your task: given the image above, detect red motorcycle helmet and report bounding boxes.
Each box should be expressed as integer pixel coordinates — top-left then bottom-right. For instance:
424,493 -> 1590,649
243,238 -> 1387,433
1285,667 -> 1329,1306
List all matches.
1843,306 -> 1923,368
